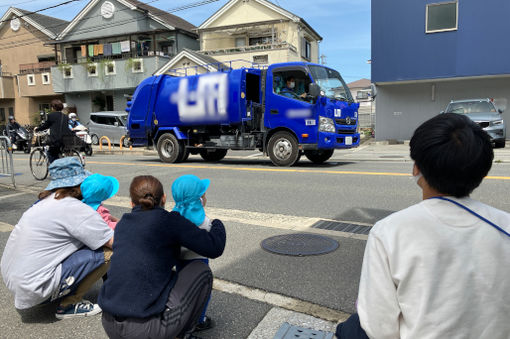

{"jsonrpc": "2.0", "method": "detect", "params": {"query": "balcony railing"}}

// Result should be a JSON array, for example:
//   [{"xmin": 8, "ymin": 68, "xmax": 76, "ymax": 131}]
[
  {"xmin": 58, "ymin": 51, "xmax": 174, "ymax": 66},
  {"xmin": 0, "ymin": 71, "xmax": 13, "ymax": 77},
  {"xmin": 19, "ymin": 61, "xmax": 55, "ymax": 74},
  {"xmin": 202, "ymin": 42, "xmax": 297, "ymax": 56}
]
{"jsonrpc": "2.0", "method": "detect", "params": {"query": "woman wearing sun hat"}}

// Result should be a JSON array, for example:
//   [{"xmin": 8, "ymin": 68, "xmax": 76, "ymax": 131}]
[{"xmin": 1, "ymin": 157, "xmax": 114, "ymax": 319}]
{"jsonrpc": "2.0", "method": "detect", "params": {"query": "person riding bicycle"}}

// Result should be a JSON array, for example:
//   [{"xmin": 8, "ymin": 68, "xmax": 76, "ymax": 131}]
[
  {"xmin": 6, "ymin": 116, "xmax": 21, "ymax": 147},
  {"xmin": 68, "ymin": 113, "xmax": 81, "ymax": 131},
  {"xmin": 35, "ymin": 99, "xmax": 74, "ymax": 164}
]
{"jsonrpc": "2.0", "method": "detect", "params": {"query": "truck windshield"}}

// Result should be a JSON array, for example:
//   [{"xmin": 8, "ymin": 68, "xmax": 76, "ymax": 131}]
[{"xmin": 308, "ymin": 65, "xmax": 353, "ymax": 102}]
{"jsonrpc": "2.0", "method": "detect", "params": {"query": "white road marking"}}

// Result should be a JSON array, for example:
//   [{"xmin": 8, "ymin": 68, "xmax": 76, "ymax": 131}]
[
  {"xmin": 104, "ymin": 196, "xmax": 370, "ymax": 240},
  {"xmin": 214, "ymin": 279, "xmax": 349, "ymax": 324},
  {"xmin": 0, "ymin": 192, "xmax": 30, "ymax": 201}
]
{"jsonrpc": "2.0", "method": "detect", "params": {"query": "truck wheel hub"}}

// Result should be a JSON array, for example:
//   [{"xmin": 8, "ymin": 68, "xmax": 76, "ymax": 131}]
[
  {"xmin": 161, "ymin": 140, "xmax": 174, "ymax": 157},
  {"xmin": 274, "ymin": 139, "xmax": 292, "ymax": 160}
]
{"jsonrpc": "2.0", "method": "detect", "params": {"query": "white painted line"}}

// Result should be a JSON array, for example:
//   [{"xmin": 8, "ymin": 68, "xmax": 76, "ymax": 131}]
[
  {"xmin": 0, "ymin": 192, "xmax": 30, "ymax": 201},
  {"xmin": 0, "ymin": 222, "xmax": 14, "ymax": 232},
  {"xmin": 214, "ymin": 278, "xmax": 349, "ymax": 325},
  {"xmin": 247, "ymin": 307, "xmax": 337, "ymax": 339},
  {"xmin": 104, "ymin": 196, "xmax": 371, "ymax": 240}
]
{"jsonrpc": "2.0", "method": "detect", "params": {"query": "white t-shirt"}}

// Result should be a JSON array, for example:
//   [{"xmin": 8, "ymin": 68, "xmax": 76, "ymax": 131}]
[
  {"xmin": 1, "ymin": 194, "xmax": 113, "ymax": 309},
  {"xmin": 357, "ymin": 197, "xmax": 510, "ymax": 339},
  {"xmin": 180, "ymin": 216, "xmax": 212, "ymax": 261}
]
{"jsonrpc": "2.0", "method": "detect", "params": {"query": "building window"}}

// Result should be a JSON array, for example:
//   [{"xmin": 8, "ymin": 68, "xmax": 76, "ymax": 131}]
[
  {"xmin": 39, "ymin": 103, "xmax": 50, "ymax": 112},
  {"xmin": 253, "ymin": 55, "xmax": 268, "ymax": 64},
  {"xmin": 356, "ymin": 90, "xmax": 370, "ymax": 100},
  {"xmin": 235, "ymin": 37, "xmax": 246, "ymax": 47},
  {"xmin": 41, "ymin": 73, "xmax": 50, "ymax": 85},
  {"xmin": 131, "ymin": 58, "xmax": 143, "ymax": 73},
  {"xmin": 62, "ymin": 66, "xmax": 73, "ymax": 79},
  {"xmin": 249, "ymin": 36, "xmax": 272, "ymax": 46},
  {"xmin": 87, "ymin": 63, "xmax": 98, "ymax": 77},
  {"xmin": 27, "ymin": 74, "xmax": 36, "ymax": 86},
  {"xmin": 302, "ymin": 38, "xmax": 311, "ymax": 60},
  {"xmin": 105, "ymin": 61, "xmax": 116, "ymax": 75},
  {"xmin": 8, "ymin": 107, "xmax": 14, "ymax": 118},
  {"xmin": 0, "ymin": 108, "xmax": 5, "ymax": 122},
  {"xmin": 426, "ymin": 1, "xmax": 458, "ymax": 33}
]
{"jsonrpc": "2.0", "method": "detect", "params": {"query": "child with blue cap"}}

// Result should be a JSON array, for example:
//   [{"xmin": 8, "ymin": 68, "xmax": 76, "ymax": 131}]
[
  {"xmin": 172, "ymin": 174, "xmax": 215, "ymax": 331},
  {"xmin": 81, "ymin": 173, "xmax": 120, "ymax": 230}
]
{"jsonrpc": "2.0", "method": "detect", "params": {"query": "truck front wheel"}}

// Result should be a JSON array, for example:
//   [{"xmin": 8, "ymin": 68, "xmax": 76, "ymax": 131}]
[
  {"xmin": 200, "ymin": 149, "xmax": 227, "ymax": 162},
  {"xmin": 304, "ymin": 149, "xmax": 334, "ymax": 164},
  {"xmin": 157, "ymin": 133, "xmax": 183, "ymax": 163},
  {"xmin": 268, "ymin": 131, "xmax": 299, "ymax": 166}
]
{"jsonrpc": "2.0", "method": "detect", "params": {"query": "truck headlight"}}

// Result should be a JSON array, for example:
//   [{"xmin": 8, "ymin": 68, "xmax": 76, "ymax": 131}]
[
  {"xmin": 319, "ymin": 116, "xmax": 335, "ymax": 132},
  {"xmin": 492, "ymin": 119, "xmax": 503, "ymax": 126}
]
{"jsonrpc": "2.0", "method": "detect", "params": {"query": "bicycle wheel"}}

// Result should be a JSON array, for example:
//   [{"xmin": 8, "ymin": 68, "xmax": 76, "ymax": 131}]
[{"xmin": 30, "ymin": 148, "xmax": 49, "ymax": 180}]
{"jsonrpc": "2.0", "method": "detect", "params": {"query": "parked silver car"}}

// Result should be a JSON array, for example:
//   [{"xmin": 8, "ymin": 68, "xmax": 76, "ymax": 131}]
[
  {"xmin": 87, "ymin": 111, "xmax": 129, "ymax": 146},
  {"xmin": 443, "ymin": 99, "xmax": 506, "ymax": 148}
]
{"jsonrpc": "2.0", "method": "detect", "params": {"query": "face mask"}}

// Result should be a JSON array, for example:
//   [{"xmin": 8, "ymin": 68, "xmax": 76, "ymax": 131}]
[
  {"xmin": 71, "ymin": 118, "xmax": 76, "ymax": 121},
  {"xmin": 412, "ymin": 172, "xmax": 422, "ymax": 185},
  {"xmin": 289, "ymin": 82, "xmax": 295, "ymax": 89}
]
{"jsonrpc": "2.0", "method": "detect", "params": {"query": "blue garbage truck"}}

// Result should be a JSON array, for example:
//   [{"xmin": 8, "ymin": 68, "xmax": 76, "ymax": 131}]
[{"xmin": 126, "ymin": 62, "xmax": 360, "ymax": 166}]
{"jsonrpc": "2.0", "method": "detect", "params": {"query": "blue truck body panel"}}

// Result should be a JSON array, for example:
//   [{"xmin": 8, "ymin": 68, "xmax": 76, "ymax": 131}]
[{"xmin": 126, "ymin": 62, "xmax": 361, "ymax": 165}]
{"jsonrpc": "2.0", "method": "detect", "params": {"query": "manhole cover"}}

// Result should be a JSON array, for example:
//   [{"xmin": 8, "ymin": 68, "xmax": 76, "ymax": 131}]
[
  {"xmin": 261, "ymin": 233, "xmax": 339, "ymax": 256},
  {"xmin": 273, "ymin": 322, "xmax": 334, "ymax": 339}
]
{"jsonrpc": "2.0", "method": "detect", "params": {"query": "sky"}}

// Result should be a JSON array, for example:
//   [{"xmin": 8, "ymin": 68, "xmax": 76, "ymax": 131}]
[{"xmin": 0, "ymin": 0, "xmax": 371, "ymax": 83}]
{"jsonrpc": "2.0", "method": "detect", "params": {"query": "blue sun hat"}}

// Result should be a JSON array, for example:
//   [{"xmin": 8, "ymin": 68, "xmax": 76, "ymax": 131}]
[
  {"xmin": 81, "ymin": 173, "xmax": 119, "ymax": 210},
  {"xmin": 45, "ymin": 157, "xmax": 91, "ymax": 191},
  {"xmin": 172, "ymin": 174, "xmax": 210, "ymax": 226}
]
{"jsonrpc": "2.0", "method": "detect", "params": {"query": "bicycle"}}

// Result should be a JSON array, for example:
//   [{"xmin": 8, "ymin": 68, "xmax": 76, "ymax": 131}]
[{"xmin": 30, "ymin": 131, "xmax": 85, "ymax": 181}]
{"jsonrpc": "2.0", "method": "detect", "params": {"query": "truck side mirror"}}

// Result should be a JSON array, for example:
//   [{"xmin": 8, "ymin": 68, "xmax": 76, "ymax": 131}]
[
  {"xmin": 309, "ymin": 83, "xmax": 320, "ymax": 98},
  {"xmin": 498, "ymin": 109, "xmax": 504, "ymax": 114}
]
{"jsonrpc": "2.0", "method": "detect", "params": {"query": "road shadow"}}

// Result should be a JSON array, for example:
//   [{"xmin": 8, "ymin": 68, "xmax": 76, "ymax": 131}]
[
  {"xmin": 132, "ymin": 157, "xmax": 356, "ymax": 168},
  {"xmin": 333, "ymin": 207, "xmax": 395, "ymax": 225}
]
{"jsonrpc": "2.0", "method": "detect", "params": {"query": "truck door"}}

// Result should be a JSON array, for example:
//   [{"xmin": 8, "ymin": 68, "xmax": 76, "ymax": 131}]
[
  {"xmin": 126, "ymin": 76, "xmax": 160, "ymax": 145},
  {"xmin": 265, "ymin": 66, "xmax": 317, "ymax": 144}
]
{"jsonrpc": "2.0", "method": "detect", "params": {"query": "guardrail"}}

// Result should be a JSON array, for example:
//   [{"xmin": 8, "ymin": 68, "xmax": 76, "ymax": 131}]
[{"xmin": 0, "ymin": 136, "xmax": 16, "ymax": 188}]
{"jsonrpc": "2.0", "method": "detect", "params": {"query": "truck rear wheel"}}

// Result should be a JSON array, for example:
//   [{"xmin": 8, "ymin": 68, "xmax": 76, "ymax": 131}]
[
  {"xmin": 157, "ymin": 133, "xmax": 183, "ymax": 163},
  {"xmin": 200, "ymin": 149, "xmax": 227, "ymax": 162},
  {"xmin": 304, "ymin": 149, "xmax": 334, "ymax": 164},
  {"xmin": 268, "ymin": 131, "xmax": 299, "ymax": 166}
]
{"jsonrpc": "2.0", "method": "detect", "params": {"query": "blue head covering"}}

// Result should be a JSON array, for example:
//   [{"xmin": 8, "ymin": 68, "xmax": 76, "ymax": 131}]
[
  {"xmin": 171, "ymin": 174, "xmax": 210, "ymax": 226},
  {"xmin": 81, "ymin": 173, "xmax": 119, "ymax": 210}
]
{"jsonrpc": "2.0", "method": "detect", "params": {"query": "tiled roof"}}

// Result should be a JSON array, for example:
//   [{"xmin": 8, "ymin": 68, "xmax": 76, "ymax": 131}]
[
  {"xmin": 124, "ymin": 0, "xmax": 196, "ymax": 34},
  {"xmin": 14, "ymin": 7, "xmax": 69, "ymax": 36},
  {"xmin": 347, "ymin": 78, "xmax": 371, "ymax": 89}
]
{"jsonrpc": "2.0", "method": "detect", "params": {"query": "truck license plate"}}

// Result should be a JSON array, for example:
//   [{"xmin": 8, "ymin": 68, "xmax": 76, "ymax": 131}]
[{"xmin": 345, "ymin": 136, "xmax": 352, "ymax": 145}]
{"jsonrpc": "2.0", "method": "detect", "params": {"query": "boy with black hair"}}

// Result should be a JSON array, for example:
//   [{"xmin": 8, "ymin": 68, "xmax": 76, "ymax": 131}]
[{"xmin": 337, "ymin": 113, "xmax": 510, "ymax": 338}]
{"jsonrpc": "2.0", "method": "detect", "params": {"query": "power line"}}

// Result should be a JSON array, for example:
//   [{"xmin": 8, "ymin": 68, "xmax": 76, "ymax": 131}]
[
  {"xmin": 0, "ymin": 0, "xmax": 223, "ymax": 51},
  {"xmin": 0, "ymin": 0, "xmax": 82, "ymax": 24}
]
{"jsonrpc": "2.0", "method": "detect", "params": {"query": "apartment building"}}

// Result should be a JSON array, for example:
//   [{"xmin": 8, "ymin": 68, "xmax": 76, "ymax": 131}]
[
  {"xmin": 0, "ymin": 7, "xmax": 66, "ymax": 126},
  {"xmin": 50, "ymin": 0, "xmax": 199, "ymax": 122}
]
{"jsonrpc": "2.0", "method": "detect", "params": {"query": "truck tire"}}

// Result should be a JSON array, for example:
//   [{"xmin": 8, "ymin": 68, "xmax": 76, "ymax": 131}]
[
  {"xmin": 157, "ymin": 133, "xmax": 183, "ymax": 163},
  {"xmin": 200, "ymin": 149, "xmax": 227, "ymax": 162},
  {"xmin": 304, "ymin": 149, "xmax": 334, "ymax": 164},
  {"xmin": 179, "ymin": 149, "xmax": 190, "ymax": 162},
  {"xmin": 268, "ymin": 131, "xmax": 299, "ymax": 166}
]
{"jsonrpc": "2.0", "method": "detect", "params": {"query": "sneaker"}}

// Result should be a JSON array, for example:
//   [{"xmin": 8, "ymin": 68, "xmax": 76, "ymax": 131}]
[
  {"xmin": 194, "ymin": 316, "xmax": 214, "ymax": 332},
  {"xmin": 55, "ymin": 300, "xmax": 102, "ymax": 319}
]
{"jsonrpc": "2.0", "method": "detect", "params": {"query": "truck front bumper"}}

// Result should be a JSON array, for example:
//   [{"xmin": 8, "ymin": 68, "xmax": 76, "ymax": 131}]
[{"xmin": 301, "ymin": 131, "xmax": 361, "ymax": 150}]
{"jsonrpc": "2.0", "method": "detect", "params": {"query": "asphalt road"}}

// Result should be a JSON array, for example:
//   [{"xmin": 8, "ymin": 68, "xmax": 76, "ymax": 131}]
[{"xmin": 1, "ymin": 147, "xmax": 510, "ymax": 338}]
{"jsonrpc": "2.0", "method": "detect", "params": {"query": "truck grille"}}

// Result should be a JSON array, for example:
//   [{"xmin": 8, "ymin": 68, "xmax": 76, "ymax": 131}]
[
  {"xmin": 476, "ymin": 121, "xmax": 490, "ymax": 128},
  {"xmin": 336, "ymin": 118, "xmax": 356, "ymax": 125},
  {"xmin": 337, "ymin": 129, "xmax": 355, "ymax": 134}
]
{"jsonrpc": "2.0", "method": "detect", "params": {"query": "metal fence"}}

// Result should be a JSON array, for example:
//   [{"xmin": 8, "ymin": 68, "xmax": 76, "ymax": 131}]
[{"xmin": 0, "ymin": 136, "xmax": 16, "ymax": 188}]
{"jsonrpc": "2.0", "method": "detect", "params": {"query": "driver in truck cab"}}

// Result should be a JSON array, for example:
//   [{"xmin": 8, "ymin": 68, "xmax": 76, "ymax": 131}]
[{"xmin": 280, "ymin": 76, "xmax": 308, "ymax": 100}]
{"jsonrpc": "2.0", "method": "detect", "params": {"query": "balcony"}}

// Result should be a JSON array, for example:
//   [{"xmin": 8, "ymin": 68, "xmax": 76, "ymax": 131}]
[
  {"xmin": 51, "ymin": 55, "xmax": 171, "ymax": 93},
  {"xmin": 202, "ymin": 41, "xmax": 298, "ymax": 56},
  {"xmin": 0, "ymin": 72, "xmax": 15, "ymax": 99},
  {"xmin": 19, "ymin": 61, "xmax": 56, "ymax": 75}
]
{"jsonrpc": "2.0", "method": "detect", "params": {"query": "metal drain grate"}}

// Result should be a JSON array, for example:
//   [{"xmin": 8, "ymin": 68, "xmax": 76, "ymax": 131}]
[
  {"xmin": 273, "ymin": 322, "xmax": 334, "ymax": 339},
  {"xmin": 312, "ymin": 220, "xmax": 371, "ymax": 235},
  {"xmin": 261, "ymin": 233, "xmax": 339, "ymax": 256}
]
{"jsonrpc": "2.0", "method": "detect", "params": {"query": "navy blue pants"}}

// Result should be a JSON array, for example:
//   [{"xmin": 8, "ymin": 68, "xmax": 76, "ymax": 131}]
[{"xmin": 336, "ymin": 313, "xmax": 369, "ymax": 339}]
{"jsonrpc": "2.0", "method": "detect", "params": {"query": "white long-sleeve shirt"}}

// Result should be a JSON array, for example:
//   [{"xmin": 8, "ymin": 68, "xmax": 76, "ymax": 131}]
[{"xmin": 357, "ymin": 197, "xmax": 510, "ymax": 339}]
